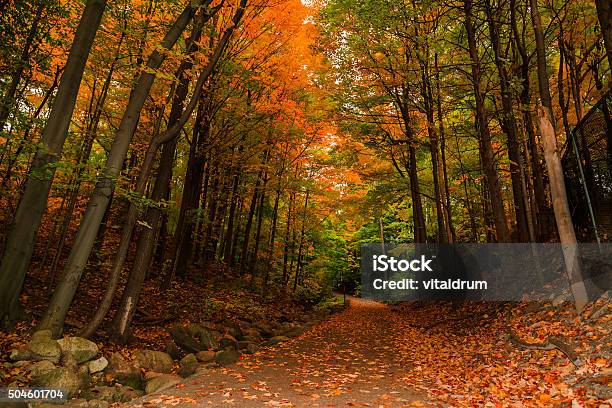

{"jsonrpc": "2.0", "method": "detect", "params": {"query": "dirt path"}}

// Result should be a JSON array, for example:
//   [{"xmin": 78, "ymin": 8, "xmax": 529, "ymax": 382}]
[{"xmin": 130, "ymin": 298, "xmax": 435, "ymax": 407}]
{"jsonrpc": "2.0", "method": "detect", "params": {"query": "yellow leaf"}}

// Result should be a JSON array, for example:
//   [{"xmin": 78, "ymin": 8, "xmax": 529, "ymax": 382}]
[{"xmin": 538, "ymin": 393, "xmax": 551, "ymax": 403}]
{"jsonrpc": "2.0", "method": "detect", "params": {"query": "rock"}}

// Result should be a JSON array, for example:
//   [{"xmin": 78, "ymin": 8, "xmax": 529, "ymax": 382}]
[
  {"xmin": 33, "ymin": 367, "xmax": 82, "ymax": 398},
  {"xmin": 254, "ymin": 321, "xmax": 274, "ymax": 337},
  {"xmin": 242, "ymin": 327, "xmax": 262, "ymax": 342},
  {"xmin": 552, "ymin": 292, "xmax": 572, "ymax": 307},
  {"xmin": 215, "ymin": 349, "xmax": 240, "ymax": 366},
  {"xmin": 242, "ymin": 335, "xmax": 262, "ymax": 344},
  {"xmin": 590, "ymin": 303, "xmax": 610, "ymax": 320},
  {"xmin": 195, "ymin": 350, "xmax": 216, "ymax": 363},
  {"xmin": 167, "ymin": 325, "xmax": 217, "ymax": 353},
  {"xmin": 57, "ymin": 337, "xmax": 99, "ymax": 363},
  {"xmin": 145, "ymin": 374, "xmax": 181, "ymax": 394},
  {"xmin": 87, "ymin": 400, "xmax": 109, "ymax": 408},
  {"xmin": 62, "ymin": 352, "xmax": 79, "ymax": 369},
  {"xmin": 164, "ymin": 339, "xmax": 181, "ymax": 360},
  {"xmin": 144, "ymin": 371, "xmax": 163, "ymax": 380},
  {"xmin": 239, "ymin": 342, "xmax": 257, "ymax": 354},
  {"xmin": 261, "ymin": 336, "xmax": 290, "ymax": 346},
  {"xmin": 88, "ymin": 356, "xmax": 108, "ymax": 374},
  {"xmin": 219, "ymin": 334, "xmax": 238, "ymax": 350},
  {"xmin": 284, "ymin": 327, "xmax": 303, "ymax": 337},
  {"xmin": 189, "ymin": 324, "xmax": 218, "ymax": 349},
  {"xmin": 31, "ymin": 329, "xmax": 53, "ymax": 341},
  {"xmin": 222, "ymin": 321, "xmax": 243, "ymax": 339},
  {"xmin": 78, "ymin": 367, "xmax": 92, "ymax": 391},
  {"xmin": 134, "ymin": 350, "xmax": 174, "ymax": 374},
  {"xmin": 28, "ymin": 360, "xmax": 56, "ymax": 377},
  {"xmin": 107, "ymin": 352, "xmax": 143, "ymax": 390},
  {"xmin": 81, "ymin": 385, "xmax": 116, "ymax": 402},
  {"xmin": 177, "ymin": 354, "xmax": 198, "ymax": 378},
  {"xmin": 78, "ymin": 363, "xmax": 90, "ymax": 375},
  {"xmin": 27, "ymin": 337, "xmax": 61, "ymax": 364},
  {"xmin": 42, "ymin": 398, "xmax": 89, "ymax": 408},
  {"xmin": 199, "ymin": 321, "xmax": 217, "ymax": 331},
  {"xmin": 113, "ymin": 386, "xmax": 144, "ymax": 402}
]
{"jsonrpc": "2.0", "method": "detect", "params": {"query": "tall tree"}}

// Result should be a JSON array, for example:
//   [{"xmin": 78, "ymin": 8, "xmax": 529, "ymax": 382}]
[
  {"xmin": 38, "ymin": 3, "xmax": 196, "ymax": 336},
  {"xmin": 464, "ymin": 0, "xmax": 510, "ymax": 242},
  {"xmin": 0, "ymin": 0, "xmax": 107, "ymax": 327},
  {"xmin": 594, "ymin": 0, "xmax": 612, "ymax": 69}
]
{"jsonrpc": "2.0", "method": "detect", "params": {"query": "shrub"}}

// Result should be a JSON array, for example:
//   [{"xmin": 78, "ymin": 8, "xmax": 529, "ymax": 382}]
[{"xmin": 293, "ymin": 279, "xmax": 331, "ymax": 307}]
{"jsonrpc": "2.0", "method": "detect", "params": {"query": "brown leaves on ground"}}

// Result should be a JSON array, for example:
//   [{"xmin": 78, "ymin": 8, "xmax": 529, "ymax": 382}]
[
  {"xmin": 390, "ymin": 299, "xmax": 611, "ymax": 407},
  {"xmin": 129, "ymin": 297, "xmax": 609, "ymax": 407}
]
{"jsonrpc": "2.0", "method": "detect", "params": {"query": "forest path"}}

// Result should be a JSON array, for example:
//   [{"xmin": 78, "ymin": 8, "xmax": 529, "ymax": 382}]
[{"xmin": 130, "ymin": 298, "xmax": 435, "ymax": 407}]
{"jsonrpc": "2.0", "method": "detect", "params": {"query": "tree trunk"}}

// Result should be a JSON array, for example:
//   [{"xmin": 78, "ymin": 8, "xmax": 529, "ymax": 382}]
[
  {"xmin": 222, "ymin": 162, "xmax": 241, "ymax": 261},
  {"xmin": 293, "ymin": 190, "xmax": 309, "ymax": 292},
  {"xmin": 464, "ymin": 0, "xmax": 510, "ymax": 242},
  {"xmin": 537, "ymin": 108, "xmax": 588, "ymax": 312},
  {"xmin": 510, "ymin": 0, "xmax": 548, "ymax": 239},
  {"xmin": 240, "ymin": 148, "xmax": 270, "ymax": 274},
  {"xmin": 529, "ymin": 0, "xmax": 555, "ymax": 124},
  {"xmin": 281, "ymin": 191, "xmax": 294, "ymax": 285},
  {"xmin": 108, "ymin": 1, "xmax": 247, "ymax": 341},
  {"xmin": 229, "ymin": 177, "xmax": 247, "ymax": 266},
  {"xmin": 595, "ymin": 0, "xmax": 612, "ymax": 69},
  {"xmin": 485, "ymin": 0, "xmax": 529, "ymax": 241},
  {"xmin": 38, "ymin": 5, "xmax": 194, "ymax": 337},
  {"xmin": 49, "ymin": 30, "xmax": 125, "ymax": 283},
  {"xmin": 435, "ymin": 53, "xmax": 455, "ymax": 242},
  {"xmin": 79, "ymin": 20, "xmax": 201, "ymax": 337},
  {"xmin": 248, "ymin": 169, "xmax": 269, "ymax": 279},
  {"xmin": 0, "ymin": 0, "xmax": 107, "ymax": 328},
  {"xmin": 264, "ymin": 178, "xmax": 282, "ymax": 289}
]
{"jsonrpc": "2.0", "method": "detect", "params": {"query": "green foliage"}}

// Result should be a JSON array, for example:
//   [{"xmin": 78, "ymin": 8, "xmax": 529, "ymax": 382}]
[
  {"xmin": 293, "ymin": 278, "xmax": 331, "ymax": 307},
  {"xmin": 312, "ymin": 294, "xmax": 346, "ymax": 315}
]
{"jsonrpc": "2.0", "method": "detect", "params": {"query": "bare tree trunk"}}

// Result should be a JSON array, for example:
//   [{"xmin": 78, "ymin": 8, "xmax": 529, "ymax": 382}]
[
  {"xmin": 537, "ymin": 108, "xmax": 588, "ymax": 312},
  {"xmin": 595, "ymin": 0, "xmax": 612, "ymax": 70},
  {"xmin": 293, "ymin": 190, "xmax": 309, "ymax": 292},
  {"xmin": 202, "ymin": 162, "xmax": 221, "ymax": 263},
  {"xmin": 529, "ymin": 0, "xmax": 555, "ymax": 124},
  {"xmin": 420, "ymin": 67, "xmax": 448, "ymax": 243},
  {"xmin": 0, "ymin": 0, "xmax": 107, "ymax": 328},
  {"xmin": 108, "ymin": 0, "xmax": 247, "ymax": 342},
  {"xmin": 248, "ymin": 169, "xmax": 268, "ymax": 279},
  {"xmin": 264, "ymin": 181, "xmax": 282, "ymax": 289},
  {"xmin": 222, "ymin": 161, "xmax": 241, "ymax": 261},
  {"xmin": 281, "ymin": 191, "xmax": 294, "ymax": 285},
  {"xmin": 485, "ymin": 0, "xmax": 530, "ymax": 241},
  {"xmin": 38, "ymin": 5, "xmax": 194, "ymax": 337},
  {"xmin": 240, "ymin": 147, "xmax": 270, "ymax": 274},
  {"xmin": 49, "ymin": 30, "xmax": 125, "ymax": 283},
  {"xmin": 455, "ymin": 135, "xmax": 479, "ymax": 241},
  {"xmin": 464, "ymin": 0, "xmax": 510, "ymax": 242},
  {"xmin": 435, "ymin": 53, "xmax": 455, "ymax": 242},
  {"xmin": 79, "ymin": 19, "xmax": 201, "ymax": 337},
  {"xmin": 229, "ymin": 178, "xmax": 247, "ymax": 266},
  {"xmin": 510, "ymin": 0, "xmax": 548, "ymax": 239}
]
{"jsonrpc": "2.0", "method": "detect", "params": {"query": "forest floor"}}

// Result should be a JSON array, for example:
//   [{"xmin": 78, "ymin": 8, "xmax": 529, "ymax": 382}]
[
  {"xmin": 128, "ymin": 298, "xmax": 434, "ymax": 407},
  {"xmin": 126, "ymin": 297, "xmax": 611, "ymax": 408},
  {"xmin": 0, "ymin": 249, "xmax": 610, "ymax": 407}
]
